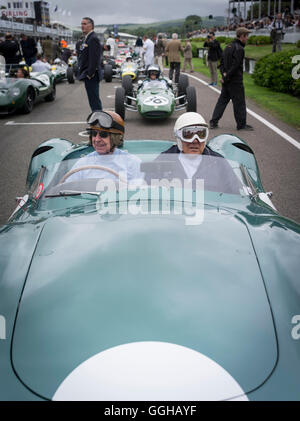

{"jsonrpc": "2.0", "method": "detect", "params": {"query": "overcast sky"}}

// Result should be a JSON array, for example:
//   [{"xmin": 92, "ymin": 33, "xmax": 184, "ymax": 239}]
[{"xmin": 48, "ymin": 0, "xmax": 232, "ymax": 26}]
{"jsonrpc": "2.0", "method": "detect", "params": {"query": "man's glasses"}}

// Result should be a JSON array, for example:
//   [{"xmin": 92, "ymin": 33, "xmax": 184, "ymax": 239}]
[{"xmin": 89, "ymin": 129, "xmax": 110, "ymax": 138}]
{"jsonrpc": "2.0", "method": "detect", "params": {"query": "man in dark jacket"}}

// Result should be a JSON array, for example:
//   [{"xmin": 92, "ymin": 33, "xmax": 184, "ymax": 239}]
[
  {"xmin": 0, "ymin": 33, "xmax": 21, "ymax": 70},
  {"xmin": 78, "ymin": 17, "xmax": 102, "ymax": 111},
  {"xmin": 20, "ymin": 34, "xmax": 37, "ymax": 66},
  {"xmin": 209, "ymin": 27, "xmax": 253, "ymax": 131},
  {"xmin": 203, "ymin": 32, "xmax": 222, "ymax": 85}
]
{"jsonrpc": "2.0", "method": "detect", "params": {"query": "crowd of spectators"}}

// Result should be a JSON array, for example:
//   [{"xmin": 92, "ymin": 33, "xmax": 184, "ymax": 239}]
[
  {"xmin": 0, "ymin": 32, "xmax": 72, "ymax": 67},
  {"xmin": 186, "ymin": 8, "xmax": 300, "ymax": 38}
]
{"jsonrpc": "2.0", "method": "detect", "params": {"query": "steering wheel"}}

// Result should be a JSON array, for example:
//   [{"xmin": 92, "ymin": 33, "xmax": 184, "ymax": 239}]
[{"xmin": 59, "ymin": 165, "xmax": 128, "ymax": 185}]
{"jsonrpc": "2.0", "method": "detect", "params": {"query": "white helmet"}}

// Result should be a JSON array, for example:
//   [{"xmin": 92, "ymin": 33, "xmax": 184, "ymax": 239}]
[{"xmin": 174, "ymin": 112, "xmax": 208, "ymax": 151}]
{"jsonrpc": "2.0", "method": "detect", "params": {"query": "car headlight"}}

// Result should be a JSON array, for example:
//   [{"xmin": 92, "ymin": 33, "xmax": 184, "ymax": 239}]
[{"xmin": 10, "ymin": 87, "xmax": 20, "ymax": 97}]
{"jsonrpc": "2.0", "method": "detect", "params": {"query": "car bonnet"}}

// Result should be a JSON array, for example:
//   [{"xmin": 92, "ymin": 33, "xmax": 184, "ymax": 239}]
[{"xmin": 11, "ymin": 209, "xmax": 277, "ymax": 400}]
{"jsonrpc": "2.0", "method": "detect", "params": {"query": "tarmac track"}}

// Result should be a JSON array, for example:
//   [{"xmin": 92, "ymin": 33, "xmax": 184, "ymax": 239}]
[{"xmin": 0, "ymin": 69, "xmax": 299, "ymax": 224}]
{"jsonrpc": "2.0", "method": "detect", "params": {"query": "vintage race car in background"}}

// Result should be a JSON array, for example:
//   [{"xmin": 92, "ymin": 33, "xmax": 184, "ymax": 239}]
[
  {"xmin": 0, "ymin": 134, "xmax": 299, "ymax": 401},
  {"xmin": 50, "ymin": 59, "xmax": 67, "ymax": 83},
  {"xmin": 115, "ymin": 73, "xmax": 197, "ymax": 119},
  {"xmin": 0, "ymin": 70, "xmax": 56, "ymax": 114},
  {"xmin": 103, "ymin": 55, "xmax": 144, "ymax": 83},
  {"xmin": 66, "ymin": 55, "xmax": 79, "ymax": 84}
]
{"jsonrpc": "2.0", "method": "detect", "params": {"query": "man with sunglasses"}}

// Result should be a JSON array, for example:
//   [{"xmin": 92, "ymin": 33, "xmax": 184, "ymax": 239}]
[
  {"xmin": 67, "ymin": 111, "xmax": 143, "ymax": 183},
  {"xmin": 149, "ymin": 112, "xmax": 241, "ymax": 194}
]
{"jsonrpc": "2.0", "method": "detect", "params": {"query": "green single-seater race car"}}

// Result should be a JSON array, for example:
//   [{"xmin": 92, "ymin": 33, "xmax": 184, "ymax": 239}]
[
  {"xmin": 115, "ymin": 72, "xmax": 197, "ymax": 120},
  {"xmin": 0, "ymin": 59, "xmax": 56, "ymax": 114},
  {"xmin": 0, "ymin": 134, "xmax": 299, "ymax": 401}
]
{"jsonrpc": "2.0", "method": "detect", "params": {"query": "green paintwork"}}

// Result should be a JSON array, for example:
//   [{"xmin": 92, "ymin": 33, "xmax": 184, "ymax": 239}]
[
  {"xmin": 0, "ymin": 71, "xmax": 55, "ymax": 114},
  {"xmin": 137, "ymin": 79, "xmax": 175, "ymax": 119},
  {"xmin": 0, "ymin": 137, "xmax": 299, "ymax": 401}
]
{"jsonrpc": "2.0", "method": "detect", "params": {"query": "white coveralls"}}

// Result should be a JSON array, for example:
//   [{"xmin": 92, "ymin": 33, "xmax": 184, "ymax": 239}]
[{"xmin": 143, "ymin": 39, "xmax": 154, "ymax": 67}]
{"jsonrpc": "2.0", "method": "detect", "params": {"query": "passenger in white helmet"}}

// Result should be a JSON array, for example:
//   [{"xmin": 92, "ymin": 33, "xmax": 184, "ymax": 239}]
[{"xmin": 145, "ymin": 112, "xmax": 241, "ymax": 194}]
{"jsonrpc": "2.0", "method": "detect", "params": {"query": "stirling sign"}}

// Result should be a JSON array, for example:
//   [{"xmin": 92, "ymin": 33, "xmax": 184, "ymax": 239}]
[
  {"xmin": 1, "ymin": 1, "xmax": 36, "ymax": 19},
  {"xmin": 1, "ymin": 9, "xmax": 35, "ymax": 18}
]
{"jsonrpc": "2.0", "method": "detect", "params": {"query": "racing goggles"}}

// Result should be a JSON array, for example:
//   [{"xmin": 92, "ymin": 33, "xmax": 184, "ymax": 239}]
[
  {"xmin": 175, "ymin": 125, "xmax": 209, "ymax": 143},
  {"xmin": 86, "ymin": 111, "xmax": 124, "ymax": 134}
]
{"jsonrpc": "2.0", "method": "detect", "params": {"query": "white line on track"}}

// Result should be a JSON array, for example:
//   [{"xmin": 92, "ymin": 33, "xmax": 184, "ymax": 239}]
[
  {"xmin": 185, "ymin": 72, "xmax": 300, "ymax": 151},
  {"xmin": 5, "ymin": 121, "xmax": 85, "ymax": 125}
]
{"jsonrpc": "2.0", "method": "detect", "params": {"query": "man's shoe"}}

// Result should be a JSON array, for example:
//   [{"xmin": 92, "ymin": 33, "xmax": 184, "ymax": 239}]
[
  {"xmin": 237, "ymin": 124, "xmax": 254, "ymax": 131},
  {"xmin": 209, "ymin": 121, "xmax": 219, "ymax": 129},
  {"xmin": 208, "ymin": 82, "xmax": 214, "ymax": 86}
]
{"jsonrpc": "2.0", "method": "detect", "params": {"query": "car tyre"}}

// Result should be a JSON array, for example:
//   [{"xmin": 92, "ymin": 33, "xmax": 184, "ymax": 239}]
[
  {"xmin": 104, "ymin": 64, "xmax": 113, "ymax": 82},
  {"xmin": 115, "ymin": 87, "xmax": 126, "ymax": 120},
  {"xmin": 178, "ymin": 73, "xmax": 189, "ymax": 104},
  {"xmin": 186, "ymin": 86, "xmax": 197, "ymax": 112},
  {"xmin": 67, "ymin": 67, "xmax": 75, "ymax": 84},
  {"xmin": 21, "ymin": 88, "xmax": 35, "ymax": 114},
  {"xmin": 122, "ymin": 75, "xmax": 133, "ymax": 105},
  {"xmin": 45, "ymin": 81, "xmax": 56, "ymax": 102}
]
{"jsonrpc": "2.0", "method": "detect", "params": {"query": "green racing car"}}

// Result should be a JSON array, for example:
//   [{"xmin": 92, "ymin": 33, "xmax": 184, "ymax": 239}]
[
  {"xmin": 0, "ymin": 58, "xmax": 56, "ymax": 114},
  {"xmin": 115, "ymin": 65, "xmax": 196, "ymax": 120}
]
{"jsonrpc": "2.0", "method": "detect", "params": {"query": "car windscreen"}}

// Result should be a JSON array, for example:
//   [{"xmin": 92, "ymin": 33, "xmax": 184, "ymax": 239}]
[
  {"xmin": 42, "ymin": 152, "xmax": 246, "ymax": 199},
  {"xmin": 142, "ymin": 80, "xmax": 168, "ymax": 89}
]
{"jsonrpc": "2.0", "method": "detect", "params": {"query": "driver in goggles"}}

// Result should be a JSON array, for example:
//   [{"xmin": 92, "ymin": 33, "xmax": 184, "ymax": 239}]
[
  {"xmin": 149, "ymin": 112, "xmax": 241, "ymax": 194},
  {"xmin": 67, "ymin": 110, "xmax": 144, "ymax": 183}
]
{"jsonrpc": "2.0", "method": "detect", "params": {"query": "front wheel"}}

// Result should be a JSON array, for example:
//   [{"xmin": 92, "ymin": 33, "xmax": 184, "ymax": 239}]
[
  {"xmin": 45, "ymin": 81, "xmax": 56, "ymax": 102},
  {"xmin": 104, "ymin": 64, "xmax": 113, "ymax": 82},
  {"xmin": 186, "ymin": 86, "xmax": 197, "ymax": 112},
  {"xmin": 122, "ymin": 75, "xmax": 133, "ymax": 105},
  {"xmin": 21, "ymin": 88, "xmax": 35, "ymax": 113},
  {"xmin": 67, "ymin": 67, "xmax": 75, "ymax": 83},
  {"xmin": 178, "ymin": 73, "xmax": 189, "ymax": 104},
  {"xmin": 115, "ymin": 87, "xmax": 126, "ymax": 120}
]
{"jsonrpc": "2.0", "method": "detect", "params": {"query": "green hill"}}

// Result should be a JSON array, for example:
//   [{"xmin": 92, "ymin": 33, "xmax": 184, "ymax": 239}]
[{"xmin": 95, "ymin": 16, "xmax": 226, "ymax": 36}]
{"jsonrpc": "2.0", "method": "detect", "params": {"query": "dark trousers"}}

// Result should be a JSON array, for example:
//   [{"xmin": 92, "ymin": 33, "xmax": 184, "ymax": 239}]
[
  {"xmin": 210, "ymin": 81, "xmax": 246, "ymax": 129},
  {"xmin": 169, "ymin": 62, "xmax": 180, "ymax": 83},
  {"xmin": 84, "ymin": 73, "xmax": 102, "ymax": 112},
  {"xmin": 25, "ymin": 56, "xmax": 36, "ymax": 66}
]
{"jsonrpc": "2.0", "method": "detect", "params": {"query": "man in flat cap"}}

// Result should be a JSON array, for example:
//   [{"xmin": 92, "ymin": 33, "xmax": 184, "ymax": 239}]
[{"xmin": 209, "ymin": 27, "xmax": 253, "ymax": 131}]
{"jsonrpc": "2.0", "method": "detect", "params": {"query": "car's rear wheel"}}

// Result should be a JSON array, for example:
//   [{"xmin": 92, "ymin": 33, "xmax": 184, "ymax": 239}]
[
  {"xmin": 178, "ymin": 73, "xmax": 189, "ymax": 104},
  {"xmin": 67, "ymin": 67, "xmax": 75, "ymax": 84},
  {"xmin": 186, "ymin": 86, "xmax": 197, "ymax": 112},
  {"xmin": 21, "ymin": 88, "xmax": 35, "ymax": 114},
  {"xmin": 122, "ymin": 75, "xmax": 133, "ymax": 105},
  {"xmin": 45, "ymin": 81, "xmax": 56, "ymax": 102},
  {"xmin": 115, "ymin": 87, "xmax": 126, "ymax": 120},
  {"xmin": 104, "ymin": 64, "xmax": 113, "ymax": 82}
]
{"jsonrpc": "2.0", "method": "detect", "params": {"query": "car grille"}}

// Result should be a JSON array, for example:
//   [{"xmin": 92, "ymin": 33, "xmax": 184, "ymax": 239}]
[{"xmin": 144, "ymin": 111, "xmax": 169, "ymax": 118}]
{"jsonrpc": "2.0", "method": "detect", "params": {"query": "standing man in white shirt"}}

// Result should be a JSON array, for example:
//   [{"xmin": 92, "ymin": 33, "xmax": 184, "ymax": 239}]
[
  {"xmin": 106, "ymin": 34, "xmax": 117, "ymax": 58},
  {"xmin": 31, "ymin": 54, "xmax": 51, "ymax": 72},
  {"xmin": 142, "ymin": 35, "xmax": 154, "ymax": 68},
  {"xmin": 270, "ymin": 13, "xmax": 285, "ymax": 52}
]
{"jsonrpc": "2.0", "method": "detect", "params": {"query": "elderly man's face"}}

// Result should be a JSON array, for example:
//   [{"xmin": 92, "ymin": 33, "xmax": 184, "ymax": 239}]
[
  {"xmin": 181, "ymin": 138, "xmax": 206, "ymax": 154},
  {"xmin": 81, "ymin": 19, "xmax": 93, "ymax": 35},
  {"xmin": 92, "ymin": 130, "xmax": 112, "ymax": 154}
]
